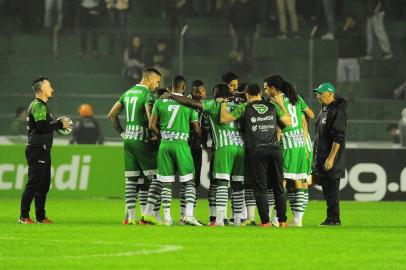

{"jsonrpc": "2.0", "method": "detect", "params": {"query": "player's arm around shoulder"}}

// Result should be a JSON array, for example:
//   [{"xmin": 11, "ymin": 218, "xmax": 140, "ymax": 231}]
[
  {"xmin": 163, "ymin": 91, "xmax": 204, "ymax": 110},
  {"xmin": 219, "ymin": 99, "xmax": 242, "ymax": 124}
]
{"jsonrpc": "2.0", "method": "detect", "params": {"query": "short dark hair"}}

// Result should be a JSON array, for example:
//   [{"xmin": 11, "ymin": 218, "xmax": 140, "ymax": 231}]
[
  {"xmin": 156, "ymin": 88, "xmax": 168, "ymax": 97},
  {"xmin": 245, "ymin": 83, "xmax": 261, "ymax": 96},
  {"xmin": 213, "ymin": 83, "xmax": 230, "ymax": 99},
  {"xmin": 172, "ymin": 75, "xmax": 186, "ymax": 90},
  {"xmin": 191, "ymin": 80, "xmax": 204, "ymax": 88},
  {"xmin": 15, "ymin": 106, "xmax": 26, "ymax": 117},
  {"xmin": 237, "ymin": 82, "xmax": 248, "ymax": 93},
  {"xmin": 142, "ymin": 68, "xmax": 161, "ymax": 78},
  {"xmin": 32, "ymin": 77, "xmax": 49, "ymax": 92},
  {"xmin": 222, "ymin": 72, "xmax": 238, "ymax": 84}
]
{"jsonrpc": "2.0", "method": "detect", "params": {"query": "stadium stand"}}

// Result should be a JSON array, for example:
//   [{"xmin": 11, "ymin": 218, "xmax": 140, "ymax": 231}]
[{"xmin": 0, "ymin": 1, "xmax": 405, "ymax": 140}]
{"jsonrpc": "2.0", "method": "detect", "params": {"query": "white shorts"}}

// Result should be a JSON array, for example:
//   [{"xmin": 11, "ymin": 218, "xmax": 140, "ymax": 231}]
[{"xmin": 337, "ymin": 58, "xmax": 360, "ymax": 83}]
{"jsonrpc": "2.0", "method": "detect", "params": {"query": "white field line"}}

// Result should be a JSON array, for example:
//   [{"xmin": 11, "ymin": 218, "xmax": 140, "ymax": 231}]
[{"xmin": 0, "ymin": 237, "xmax": 182, "ymax": 259}]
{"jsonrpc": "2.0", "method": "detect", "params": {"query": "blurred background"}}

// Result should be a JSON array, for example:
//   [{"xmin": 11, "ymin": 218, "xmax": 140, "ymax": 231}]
[{"xmin": 0, "ymin": 0, "xmax": 405, "ymax": 144}]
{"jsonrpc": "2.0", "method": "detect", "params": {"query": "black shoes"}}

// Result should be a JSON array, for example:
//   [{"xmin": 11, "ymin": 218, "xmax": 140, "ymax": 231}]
[{"xmin": 319, "ymin": 219, "xmax": 341, "ymax": 226}]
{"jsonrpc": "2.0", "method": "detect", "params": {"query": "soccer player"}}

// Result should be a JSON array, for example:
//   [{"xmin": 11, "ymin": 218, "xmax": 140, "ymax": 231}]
[
  {"xmin": 142, "ymin": 75, "xmax": 202, "ymax": 226},
  {"xmin": 163, "ymin": 84, "xmax": 246, "ymax": 226},
  {"xmin": 186, "ymin": 80, "xmax": 210, "ymax": 213},
  {"xmin": 219, "ymin": 83, "xmax": 292, "ymax": 227},
  {"xmin": 264, "ymin": 75, "xmax": 314, "ymax": 227},
  {"xmin": 20, "ymin": 78, "xmax": 72, "ymax": 224},
  {"xmin": 108, "ymin": 68, "xmax": 162, "ymax": 225},
  {"xmin": 222, "ymin": 72, "xmax": 239, "ymax": 95},
  {"xmin": 222, "ymin": 72, "xmax": 248, "ymax": 224}
]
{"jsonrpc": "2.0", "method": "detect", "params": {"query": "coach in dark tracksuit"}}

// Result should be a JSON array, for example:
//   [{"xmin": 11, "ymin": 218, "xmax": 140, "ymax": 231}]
[
  {"xmin": 19, "ymin": 78, "xmax": 71, "ymax": 224},
  {"xmin": 220, "ymin": 83, "xmax": 292, "ymax": 226},
  {"xmin": 312, "ymin": 83, "xmax": 347, "ymax": 226}
]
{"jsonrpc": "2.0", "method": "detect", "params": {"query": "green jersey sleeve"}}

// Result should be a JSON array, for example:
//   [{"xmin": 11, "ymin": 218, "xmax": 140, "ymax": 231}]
[
  {"xmin": 190, "ymin": 109, "xmax": 199, "ymax": 122},
  {"xmin": 230, "ymin": 103, "xmax": 247, "ymax": 120},
  {"xmin": 118, "ymin": 92, "xmax": 125, "ymax": 105},
  {"xmin": 151, "ymin": 100, "xmax": 160, "ymax": 116},
  {"xmin": 32, "ymin": 102, "xmax": 47, "ymax": 122},
  {"xmin": 202, "ymin": 100, "xmax": 219, "ymax": 114},
  {"xmin": 146, "ymin": 91, "xmax": 156, "ymax": 105},
  {"xmin": 298, "ymin": 95, "xmax": 309, "ymax": 112}
]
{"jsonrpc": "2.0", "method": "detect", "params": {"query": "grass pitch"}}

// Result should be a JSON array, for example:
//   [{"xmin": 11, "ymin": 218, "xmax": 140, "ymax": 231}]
[{"xmin": 0, "ymin": 198, "xmax": 405, "ymax": 270}]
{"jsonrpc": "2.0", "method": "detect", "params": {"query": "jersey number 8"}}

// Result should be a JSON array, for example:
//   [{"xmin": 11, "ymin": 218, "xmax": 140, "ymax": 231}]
[{"xmin": 287, "ymin": 104, "xmax": 299, "ymax": 128}]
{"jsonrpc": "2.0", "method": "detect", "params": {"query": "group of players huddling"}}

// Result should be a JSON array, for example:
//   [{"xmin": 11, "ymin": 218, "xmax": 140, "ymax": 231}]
[{"xmin": 108, "ymin": 67, "xmax": 314, "ymax": 227}]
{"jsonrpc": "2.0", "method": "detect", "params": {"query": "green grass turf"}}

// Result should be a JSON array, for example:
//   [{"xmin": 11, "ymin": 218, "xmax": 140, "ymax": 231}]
[{"xmin": 0, "ymin": 198, "xmax": 405, "ymax": 270}]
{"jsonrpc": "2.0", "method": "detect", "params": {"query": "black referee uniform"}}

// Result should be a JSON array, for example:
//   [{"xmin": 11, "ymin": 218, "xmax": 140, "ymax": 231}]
[
  {"xmin": 242, "ymin": 100, "xmax": 287, "ymax": 224},
  {"xmin": 20, "ymin": 98, "xmax": 63, "ymax": 222}
]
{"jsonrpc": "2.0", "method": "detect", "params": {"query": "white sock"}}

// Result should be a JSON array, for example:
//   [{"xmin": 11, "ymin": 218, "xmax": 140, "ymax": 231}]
[
  {"xmin": 216, "ymin": 207, "xmax": 226, "ymax": 225},
  {"xmin": 210, "ymin": 206, "xmax": 216, "ymax": 217},
  {"xmin": 295, "ymin": 211, "xmax": 304, "ymax": 223},
  {"xmin": 234, "ymin": 213, "xmax": 242, "ymax": 226},
  {"xmin": 241, "ymin": 199, "xmax": 247, "ymax": 220},
  {"xmin": 141, "ymin": 205, "xmax": 146, "ymax": 215},
  {"xmin": 127, "ymin": 208, "xmax": 135, "ymax": 220},
  {"xmin": 164, "ymin": 208, "xmax": 171, "ymax": 221},
  {"xmin": 144, "ymin": 203, "xmax": 154, "ymax": 216},
  {"xmin": 154, "ymin": 210, "xmax": 161, "ymax": 222},
  {"xmin": 269, "ymin": 206, "xmax": 274, "ymax": 220},
  {"xmin": 185, "ymin": 202, "xmax": 194, "ymax": 217},
  {"xmin": 247, "ymin": 206, "xmax": 256, "ymax": 221}
]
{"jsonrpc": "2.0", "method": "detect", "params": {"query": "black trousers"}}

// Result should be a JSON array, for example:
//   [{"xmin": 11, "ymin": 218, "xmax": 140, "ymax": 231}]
[
  {"xmin": 80, "ymin": 7, "xmax": 99, "ymax": 53},
  {"xmin": 247, "ymin": 147, "xmax": 287, "ymax": 224},
  {"xmin": 20, "ymin": 147, "xmax": 52, "ymax": 220},
  {"xmin": 320, "ymin": 176, "xmax": 341, "ymax": 221},
  {"xmin": 191, "ymin": 148, "xmax": 202, "ymax": 189}
]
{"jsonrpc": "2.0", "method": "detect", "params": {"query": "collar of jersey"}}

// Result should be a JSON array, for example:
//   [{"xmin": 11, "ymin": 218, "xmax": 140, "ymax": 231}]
[
  {"xmin": 172, "ymin": 93, "xmax": 183, "ymax": 96},
  {"xmin": 135, "ymin": 84, "xmax": 148, "ymax": 90}
]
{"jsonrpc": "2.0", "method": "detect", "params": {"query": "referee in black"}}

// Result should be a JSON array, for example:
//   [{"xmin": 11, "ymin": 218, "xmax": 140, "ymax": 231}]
[
  {"xmin": 219, "ymin": 83, "xmax": 292, "ymax": 227},
  {"xmin": 19, "ymin": 78, "xmax": 71, "ymax": 224},
  {"xmin": 312, "ymin": 83, "xmax": 347, "ymax": 226}
]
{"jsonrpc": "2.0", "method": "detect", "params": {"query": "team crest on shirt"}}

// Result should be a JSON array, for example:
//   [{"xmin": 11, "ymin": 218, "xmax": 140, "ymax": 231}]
[
  {"xmin": 322, "ymin": 117, "xmax": 327, "ymax": 124},
  {"xmin": 252, "ymin": 104, "xmax": 268, "ymax": 114}
]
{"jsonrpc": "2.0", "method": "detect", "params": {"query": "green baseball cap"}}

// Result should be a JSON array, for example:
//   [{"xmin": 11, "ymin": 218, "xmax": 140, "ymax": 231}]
[{"xmin": 313, "ymin": 83, "xmax": 336, "ymax": 94}]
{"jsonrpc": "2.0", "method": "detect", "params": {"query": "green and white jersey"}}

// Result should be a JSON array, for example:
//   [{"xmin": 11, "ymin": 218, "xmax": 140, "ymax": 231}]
[
  {"xmin": 279, "ymin": 95, "xmax": 309, "ymax": 150},
  {"xmin": 152, "ymin": 93, "xmax": 198, "ymax": 141},
  {"xmin": 202, "ymin": 100, "xmax": 244, "ymax": 150},
  {"xmin": 118, "ymin": 84, "xmax": 155, "ymax": 141}
]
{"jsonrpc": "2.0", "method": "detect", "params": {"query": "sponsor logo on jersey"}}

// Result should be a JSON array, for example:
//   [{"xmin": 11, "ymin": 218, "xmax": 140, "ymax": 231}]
[
  {"xmin": 252, "ymin": 104, "xmax": 268, "ymax": 114},
  {"xmin": 252, "ymin": 125, "xmax": 258, "ymax": 132},
  {"xmin": 255, "ymin": 115, "xmax": 273, "ymax": 122},
  {"xmin": 258, "ymin": 124, "xmax": 275, "ymax": 130},
  {"xmin": 251, "ymin": 117, "xmax": 257, "ymax": 123}
]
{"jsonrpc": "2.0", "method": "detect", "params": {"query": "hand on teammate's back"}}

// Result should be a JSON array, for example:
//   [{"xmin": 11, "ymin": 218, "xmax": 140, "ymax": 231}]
[{"xmin": 161, "ymin": 92, "xmax": 171, "ymax": 99}]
